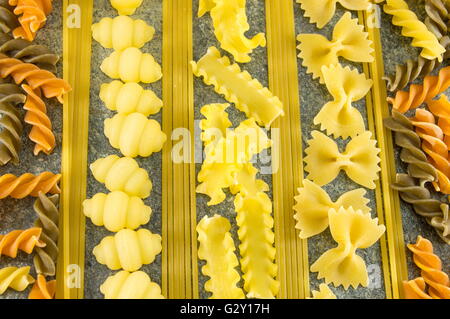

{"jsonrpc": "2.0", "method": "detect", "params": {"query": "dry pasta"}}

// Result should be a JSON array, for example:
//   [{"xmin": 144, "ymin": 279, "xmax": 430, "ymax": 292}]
[{"xmin": 100, "ymin": 271, "xmax": 164, "ymax": 299}]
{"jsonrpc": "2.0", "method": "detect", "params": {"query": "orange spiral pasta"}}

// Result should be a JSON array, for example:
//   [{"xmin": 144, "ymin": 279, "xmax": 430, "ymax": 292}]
[
  {"xmin": 28, "ymin": 274, "xmax": 55, "ymax": 299},
  {"xmin": 0, "ymin": 53, "xmax": 71, "ymax": 103},
  {"xmin": 0, "ymin": 172, "xmax": 60, "ymax": 199},
  {"xmin": 427, "ymin": 94, "xmax": 450, "ymax": 149},
  {"xmin": 403, "ymin": 277, "xmax": 433, "ymax": 299},
  {"xmin": 9, "ymin": 0, "xmax": 52, "ymax": 41},
  {"xmin": 0, "ymin": 227, "xmax": 45, "ymax": 258},
  {"xmin": 387, "ymin": 66, "xmax": 450, "ymax": 113},
  {"xmin": 408, "ymin": 236, "xmax": 450, "ymax": 299}
]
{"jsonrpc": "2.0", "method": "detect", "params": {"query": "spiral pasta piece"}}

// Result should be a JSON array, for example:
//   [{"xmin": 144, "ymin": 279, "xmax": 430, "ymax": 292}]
[
  {"xmin": 101, "ymin": 47, "xmax": 162, "ymax": 84},
  {"xmin": 33, "ymin": 192, "xmax": 59, "ymax": 276},
  {"xmin": 0, "ymin": 266, "xmax": 34, "ymax": 294},
  {"xmin": 104, "ymin": 112, "xmax": 167, "ymax": 158},
  {"xmin": 90, "ymin": 155, "xmax": 152, "ymax": 199},
  {"xmin": 408, "ymin": 236, "xmax": 450, "ymax": 298},
  {"xmin": 384, "ymin": 0, "xmax": 445, "ymax": 61},
  {"xmin": 110, "ymin": 0, "xmax": 143, "ymax": 15},
  {"xmin": 403, "ymin": 277, "xmax": 433, "ymax": 299},
  {"xmin": 100, "ymin": 81, "xmax": 162, "ymax": 116},
  {"xmin": 0, "ymin": 101, "xmax": 22, "ymax": 166},
  {"xmin": 83, "ymin": 191, "xmax": 151, "ymax": 232},
  {"xmin": 101, "ymin": 271, "xmax": 164, "ymax": 299},
  {"xmin": 427, "ymin": 94, "xmax": 450, "ymax": 148},
  {"xmin": 0, "ymin": 227, "xmax": 45, "ymax": 258},
  {"xmin": 93, "ymin": 229, "xmax": 162, "ymax": 272},
  {"xmin": 10, "ymin": 0, "xmax": 52, "ymax": 41},
  {"xmin": 0, "ymin": 0, "xmax": 19, "ymax": 33},
  {"xmin": 0, "ymin": 171, "xmax": 60, "ymax": 199},
  {"xmin": 424, "ymin": 0, "xmax": 450, "ymax": 40},
  {"xmin": 28, "ymin": 274, "xmax": 55, "ymax": 299}
]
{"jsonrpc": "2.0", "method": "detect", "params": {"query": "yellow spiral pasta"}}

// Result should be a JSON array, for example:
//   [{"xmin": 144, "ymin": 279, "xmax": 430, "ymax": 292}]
[
  {"xmin": 92, "ymin": 16, "xmax": 155, "ymax": 51},
  {"xmin": 110, "ymin": 0, "xmax": 143, "ymax": 15},
  {"xmin": 0, "ymin": 266, "xmax": 34, "ymax": 295},
  {"xmin": 100, "ymin": 81, "xmax": 162, "ymax": 116},
  {"xmin": 83, "ymin": 191, "xmax": 152, "ymax": 232},
  {"xmin": 90, "ymin": 155, "xmax": 152, "ymax": 199},
  {"xmin": 101, "ymin": 271, "xmax": 164, "ymax": 299},
  {"xmin": 101, "ymin": 47, "xmax": 162, "ymax": 83},
  {"xmin": 93, "ymin": 228, "xmax": 162, "ymax": 272},
  {"xmin": 104, "ymin": 113, "xmax": 167, "ymax": 158}
]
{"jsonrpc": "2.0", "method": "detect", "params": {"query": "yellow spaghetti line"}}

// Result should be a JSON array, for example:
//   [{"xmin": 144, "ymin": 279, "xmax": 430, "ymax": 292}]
[{"xmin": 266, "ymin": 0, "xmax": 308, "ymax": 299}]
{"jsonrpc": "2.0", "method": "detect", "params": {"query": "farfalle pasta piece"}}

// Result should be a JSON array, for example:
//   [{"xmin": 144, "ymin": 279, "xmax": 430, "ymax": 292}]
[
  {"xmin": 0, "ymin": 0, "xmax": 19, "ymax": 33},
  {"xmin": 198, "ymin": 0, "xmax": 266, "ymax": 63},
  {"xmin": 309, "ymin": 283, "xmax": 337, "ymax": 299},
  {"xmin": 0, "ymin": 266, "xmax": 34, "ymax": 294},
  {"xmin": 314, "ymin": 64, "xmax": 373, "ymax": 139},
  {"xmin": 101, "ymin": 47, "xmax": 162, "ymax": 84},
  {"xmin": 191, "ymin": 46, "xmax": 284, "ymax": 128},
  {"xmin": 101, "ymin": 271, "xmax": 164, "ymax": 299},
  {"xmin": 311, "ymin": 207, "xmax": 386, "ymax": 289},
  {"xmin": 408, "ymin": 236, "xmax": 450, "ymax": 298},
  {"xmin": 83, "ymin": 191, "xmax": 151, "ymax": 232},
  {"xmin": 304, "ymin": 130, "xmax": 381, "ymax": 189},
  {"xmin": 199, "ymin": 103, "xmax": 231, "ymax": 147},
  {"xmin": 100, "ymin": 81, "xmax": 162, "ymax": 116},
  {"xmin": 28, "ymin": 274, "xmax": 55, "ymax": 299},
  {"xmin": 0, "ymin": 96, "xmax": 23, "ymax": 166},
  {"xmin": 197, "ymin": 215, "xmax": 244, "ymax": 299},
  {"xmin": 104, "ymin": 112, "xmax": 167, "ymax": 158},
  {"xmin": 110, "ymin": 0, "xmax": 143, "ymax": 15},
  {"xmin": 384, "ymin": 0, "xmax": 445, "ymax": 61},
  {"xmin": 403, "ymin": 277, "xmax": 433, "ymax": 299},
  {"xmin": 0, "ymin": 171, "xmax": 60, "ymax": 199},
  {"xmin": 0, "ymin": 227, "xmax": 45, "ymax": 258},
  {"xmin": 10, "ymin": 0, "xmax": 53, "ymax": 41},
  {"xmin": 93, "ymin": 228, "xmax": 162, "ymax": 272},
  {"xmin": 92, "ymin": 16, "xmax": 154, "ymax": 51},
  {"xmin": 293, "ymin": 179, "xmax": 370, "ymax": 239},
  {"xmin": 427, "ymin": 94, "xmax": 450, "ymax": 148},
  {"xmin": 90, "ymin": 155, "xmax": 152, "ymax": 198},
  {"xmin": 297, "ymin": 12, "xmax": 374, "ymax": 83}
]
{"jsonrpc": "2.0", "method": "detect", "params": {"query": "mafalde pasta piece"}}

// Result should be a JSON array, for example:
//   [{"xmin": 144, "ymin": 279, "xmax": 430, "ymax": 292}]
[
  {"xmin": 191, "ymin": 46, "xmax": 284, "ymax": 128},
  {"xmin": 230, "ymin": 163, "xmax": 269, "ymax": 198},
  {"xmin": 100, "ymin": 80, "xmax": 162, "ymax": 116},
  {"xmin": 101, "ymin": 47, "xmax": 162, "ymax": 84},
  {"xmin": 199, "ymin": 103, "xmax": 231, "ymax": 147},
  {"xmin": 90, "ymin": 155, "xmax": 152, "ymax": 199},
  {"xmin": 296, "ymin": 0, "xmax": 371, "ymax": 29},
  {"xmin": 427, "ymin": 94, "xmax": 450, "ymax": 148},
  {"xmin": 104, "ymin": 112, "xmax": 167, "ymax": 158},
  {"xmin": 9, "ymin": 0, "xmax": 52, "ymax": 41},
  {"xmin": 93, "ymin": 228, "xmax": 162, "ymax": 272},
  {"xmin": 0, "ymin": 266, "xmax": 34, "ymax": 294},
  {"xmin": 309, "ymin": 283, "xmax": 337, "ymax": 299},
  {"xmin": 403, "ymin": 277, "xmax": 433, "ymax": 299},
  {"xmin": 293, "ymin": 179, "xmax": 370, "ymax": 239},
  {"xmin": 0, "ymin": 171, "xmax": 60, "ymax": 199},
  {"xmin": 311, "ymin": 207, "xmax": 386, "ymax": 289},
  {"xmin": 384, "ymin": 0, "xmax": 445, "ymax": 61},
  {"xmin": 0, "ymin": 88, "xmax": 24, "ymax": 165},
  {"xmin": 110, "ymin": 0, "xmax": 143, "ymax": 16},
  {"xmin": 235, "ymin": 192, "xmax": 279, "ymax": 298},
  {"xmin": 198, "ymin": 0, "xmax": 266, "ymax": 63},
  {"xmin": 101, "ymin": 271, "xmax": 164, "ymax": 299},
  {"xmin": 0, "ymin": 0, "xmax": 19, "ymax": 33},
  {"xmin": 28, "ymin": 274, "xmax": 55, "ymax": 299},
  {"xmin": 304, "ymin": 130, "xmax": 381, "ymax": 189},
  {"xmin": 0, "ymin": 227, "xmax": 45, "ymax": 258},
  {"xmin": 297, "ymin": 12, "xmax": 374, "ymax": 83},
  {"xmin": 92, "ymin": 16, "xmax": 155, "ymax": 51},
  {"xmin": 33, "ymin": 192, "xmax": 59, "ymax": 276},
  {"xmin": 314, "ymin": 64, "xmax": 373, "ymax": 139},
  {"xmin": 197, "ymin": 215, "xmax": 244, "ymax": 299},
  {"xmin": 83, "ymin": 191, "xmax": 151, "ymax": 232}
]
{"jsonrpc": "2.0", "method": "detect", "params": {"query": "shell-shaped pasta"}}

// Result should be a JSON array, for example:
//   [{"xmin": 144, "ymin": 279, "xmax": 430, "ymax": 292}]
[
  {"xmin": 309, "ymin": 283, "xmax": 337, "ymax": 299},
  {"xmin": 93, "ymin": 229, "xmax": 162, "ymax": 272},
  {"xmin": 197, "ymin": 215, "xmax": 244, "ymax": 299},
  {"xmin": 101, "ymin": 47, "xmax": 162, "ymax": 84},
  {"xmin": 83, "ymin": 191, "xmax": 152, "ymax": 232},
  {"xmin": 100, "ymin": 271, "xmax": 164, "ymax": 299},
  {"xmin": 104, "ymin": 112, "xmax": 167, "ymax": 158},
  {"xmin": 304, "ymin": 130, "xmax": 381, "ymax": 188},
  {"xmin": 90, "ymin": 155, "xmax": 152, "ymax": 199},
  {"xmin": 92, "ymin": 16, "xmax": 155, "ymax": 51},
  {"xmin": 0, "ymin": 266, "xmax": 34, "ymax": 294},
  {"xmin": 311, "ymin": 207, "xmax": 385, "ymax": 289},
  {"xmin": 110, "ymin": 0, "xmax": 143, "ymax": 15},
  {"xmin": 294, "ymin": 179, "xmax": 370, "ymax": 239},
  {"xmin": 100, "ymin": 81, "xmax": 162, "ymax": 116},
  {"xmin": 199, "ymin": 103, "xmax": 231, "ymax": 147},
  {"xmin": 28, "ymin": 274, "xmax": 55, "ymax": 299}
]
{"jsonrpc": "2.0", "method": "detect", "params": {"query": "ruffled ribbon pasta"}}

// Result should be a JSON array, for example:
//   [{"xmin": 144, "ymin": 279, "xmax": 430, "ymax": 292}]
[
  {"xmin": 314, "ymin": 64, "xmax": 373, "ymax": 139},
  {"xmin": 311, "ymin": 207, "xmax": 386, "ymax": 289},
  {"xmin": 199, "ymin": 103, "xmax": 231, "ymax": 147},
  {"xmin": 304, "ymin": 131, "xmax": 381, "ymax": 189},
  {"xmin": 297, "ymin": 12, "xmax": 374, "ymax": 83}
]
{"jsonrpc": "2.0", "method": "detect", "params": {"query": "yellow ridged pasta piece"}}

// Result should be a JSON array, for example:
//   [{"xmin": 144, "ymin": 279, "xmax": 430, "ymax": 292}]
[
  {"xmin": 110, "ymin": 0, "xmax": 143, "ymax": 15},
  {"xmin": 101, "ymin": 271, "xmax": 164, "ymax": 299},
  {"xmin": 230, "ymin": 163, "xmax": 269, "ymax": 197},
  {"xmin": 0, "ymin": 266, "xmax": 34, "ymax": 295},
  {"xmin": 100, "ymin": 81, "xmax": 162, "ymax": 116},
  {"xmin": 104, "ymin": 112, "xmax": 167, "ymax": 158},
  {"xmin": 83, "ymin": 191, "xmax": 152, "ymax": 232},
  {"xmin": 93, "ymin": 228, "xmax": 162, "ymax": 272},
  {"xmin": 199, "ymin": 103, "xmax": 231, "ymax": 147},
  {"xmin": 309, "ymin": 284, "xmax": 337, "ymax": 299},
  {"xmin": 197, "ymin": 215, "xmax": 245, "ymax": 299},
  {"xmin": 90, "ymin": 155, "xmax": 152, "ymax": 199},
  {"xmin": 101, "ymin": 47, "xmax": 162, "ymax": 83},
  {"xmin": 92, "ymin": 16, "xmax": 155, "ymax": 51}
]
